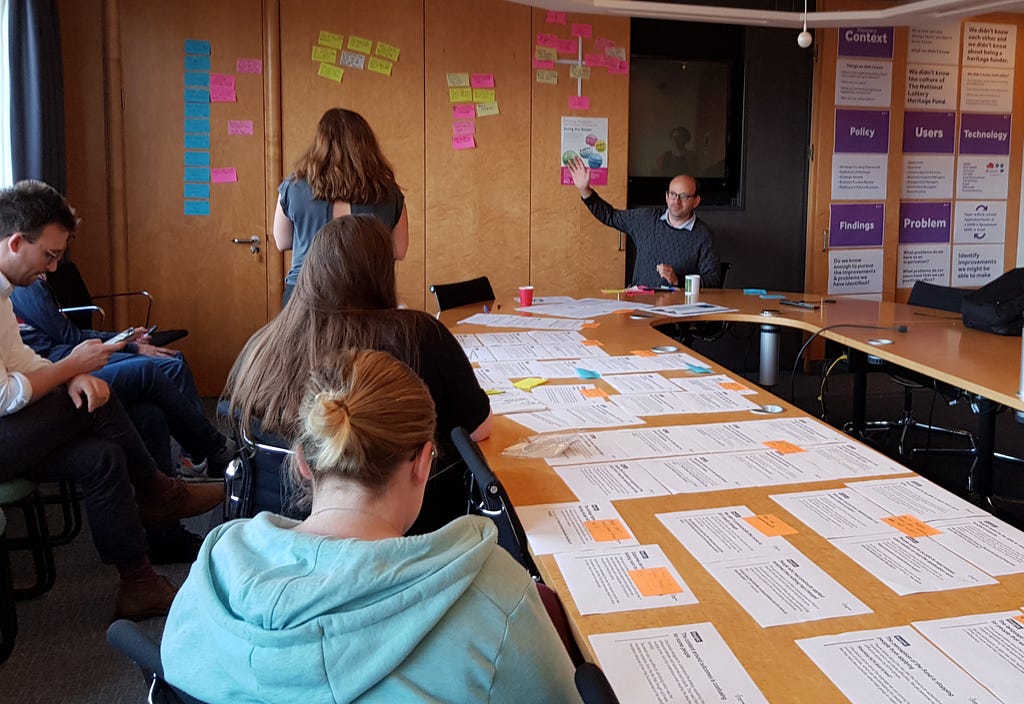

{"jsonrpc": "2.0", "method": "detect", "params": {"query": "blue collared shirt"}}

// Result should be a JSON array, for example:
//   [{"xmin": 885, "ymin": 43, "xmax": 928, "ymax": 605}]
[{"xmin": 660, "ymin": 210, "xmax": 697, "ymax": 231}]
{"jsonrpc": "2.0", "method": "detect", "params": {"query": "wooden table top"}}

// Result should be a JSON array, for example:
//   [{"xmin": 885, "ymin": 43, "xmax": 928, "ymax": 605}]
[{"xmin": 441, "ymin": 292, "xmax": 1024, "ymax": 702}]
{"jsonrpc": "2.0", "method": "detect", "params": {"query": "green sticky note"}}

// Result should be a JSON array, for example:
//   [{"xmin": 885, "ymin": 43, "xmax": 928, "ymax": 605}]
[
  {"xmin": 312, "ymin": 46, "xmax": 338, "ymax": 63},
  {"xmin": 375, "ymin": 42, "xmax": 400, "ymax": 62},
  {"xmin": 569, "ymin": 65, "xmax": 591, "ymax": 79},
  {"xmin": 535, "ymin": 69, "xmax": 558, "ymax": 85},
  {"xmin": 318, "ymin": 31, "xmax": 344, "ymax": 49},
  {"xmin": 449, "ymin": 87, "xmax": 473, "ymax": 103},
  {"xmin": 535, "ymin": 46, "xmax": 557, "ymax": 61},
  {"xmin": 347, "ymin": 35, "xmax": 373, "ymax": 53},
  {"xmin": 475, "ymin": 101, "xmax": 499, "ymax": 117},
  {"xmin": 446, "ymin": 72, "xmax": 470, "ymax": 87},
  {"xmin": 472, "ymin": 88, "xmax": 495, "ymax": 103},
  {"xmin": 367, "ymin": 56, "xmax": 393, "ymax": 76},
  {"xmin": 317, "ymin": 63, "xmax": 344, "ymax": 82}
]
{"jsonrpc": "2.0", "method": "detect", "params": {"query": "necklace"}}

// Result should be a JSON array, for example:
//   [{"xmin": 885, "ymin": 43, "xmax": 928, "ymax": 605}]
[{"xmin": 307, "ymin": 506, "xmax": 403, "ymax": 535}]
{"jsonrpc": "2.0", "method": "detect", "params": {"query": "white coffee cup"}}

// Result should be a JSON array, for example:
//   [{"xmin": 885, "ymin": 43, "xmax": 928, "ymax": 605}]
[{"xmin": 684, "ymin": 274, "xmax": 701, "ymax": 296}]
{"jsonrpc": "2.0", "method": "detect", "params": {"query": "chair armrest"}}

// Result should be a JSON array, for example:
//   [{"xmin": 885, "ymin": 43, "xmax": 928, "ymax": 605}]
[
  {"xmin": 90, "ymin": 290, "xmax": 153, "ymax": 326},
  {"xmin": 58, "ymin": 304, "xmax": 106, "ymax": 328}
]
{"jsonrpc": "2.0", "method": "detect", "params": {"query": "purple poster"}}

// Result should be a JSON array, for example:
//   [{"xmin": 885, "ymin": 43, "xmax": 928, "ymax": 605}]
[
  {"xmin": 902, "ymin": 112, "xmax": 955, "ymax": 153},
  {"xmin": 830, "ymin": 203, "xmax": 885, "ymax": 247},
  {"xmin": 960, "ymin": 113, "xmax": 1011, "ymax": 155},
  {"xmin": 834, "ymin": 110, "xmax": 890, "ymax": 153},
  {"xmin": 838, "ymin": 27, "xmax": 895, "ymax": 59},
  {"xmin": 899, "ymin": 202, "xmax": 952, "ymax": 243}
]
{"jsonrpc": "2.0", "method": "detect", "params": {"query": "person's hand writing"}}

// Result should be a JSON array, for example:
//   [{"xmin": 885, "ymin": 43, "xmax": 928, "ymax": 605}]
[
  {"xmin": 67, "ymin": 339, "xmax": 119, "ymax": 375},
  {"xmin": 656, "ymin": 264, "xmax": 679, "ymax": 286},
  {"xmin": 567, "ymin": 157, "xmax": 593, "ymax": 198},
  {"xmin": 137, "ymin": 343, "xmax": 177, "ymax": 358},
  {"xmin": 67, "ymin": 374, "xmax": 110, "ymax": 412}
]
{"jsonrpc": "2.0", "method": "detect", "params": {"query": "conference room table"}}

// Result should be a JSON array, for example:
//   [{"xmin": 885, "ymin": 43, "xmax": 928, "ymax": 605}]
[{"xmin": 441, "ymin": 288, "xmax": 1024, "ymax": 703}]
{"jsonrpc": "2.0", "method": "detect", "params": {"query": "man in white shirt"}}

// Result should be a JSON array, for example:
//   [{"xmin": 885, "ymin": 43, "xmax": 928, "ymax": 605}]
[{"xmin": 0, "ymin": 180, "xmax": 223, "ymax": 621}]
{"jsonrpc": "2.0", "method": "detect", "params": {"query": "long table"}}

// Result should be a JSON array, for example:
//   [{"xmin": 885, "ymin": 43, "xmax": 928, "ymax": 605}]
[{"xmin": 442, "ymin": 290, "xmax": 1024, "ymax": 703}]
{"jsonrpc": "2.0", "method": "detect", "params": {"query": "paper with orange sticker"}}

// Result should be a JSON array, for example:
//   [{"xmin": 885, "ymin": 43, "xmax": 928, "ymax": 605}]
[
  {"xmin": 518, "ymin": 502, "xmax": 637, "ymax": 555},
  {"xmin": 744, "ymin": 514, "xmax": 798, "ymax": 536},
  {"xmin": 581, "ymin": 339, "xmax": 604, "ymax": 346},
  {"xmin": 881, "ymin": 514, "xmax": 942, "ymax": 538},
  {"xmin": 719, "ymin": 381, "xmax": 750, "ymax": 392},
  {"xmin": 629, "ymin": 349, "xmax": 657, "ymax": 357},
  {"xmin": 763, "ymin": 440, "xmax": 805, "ymax": 454},
  {"xmin": 580, "ymin": 387, "xmax": 610, "ymax": 400},
  {"xmin": 553, "ymin": 544, "xmax": 696, "ymax": 614}
]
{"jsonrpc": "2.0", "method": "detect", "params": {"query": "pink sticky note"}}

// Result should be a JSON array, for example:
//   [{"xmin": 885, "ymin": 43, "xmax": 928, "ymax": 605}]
[
  {"xmin": 236, "ymin": 58, "xmax": 263, "ymax": 74},
  {"xmin": 557, "ymin": 38, "xmax": 577, "ymax": 54},
  {"xmin": 584, "ymin": 53, "xmax": 606, "ymax": 67},
  {"xmin": 452, "ymin": 103, "xmax": 476, "ymax": 119},
  {"xmin": 594, "ymin": 37, "xmax": 616, "ymax": 51},
  {"xmin": 209, "ymin": 73, "xmax": 235, "ymax": 88},
  {"xmin": 569, "ymin": 95, "xmax": 590, "ymax": 110},
  {"xmin": 470, "ymin": 73, "xmax": 495, "ymax": 89},
  {"xmin": 608, "ymin": 59, "xmax": 629, "ymax": 75},
  {"xmin": 546, "ymin": 10, "xmax": 567, "ymax": 25},
  {"xmin": 452, "ymin": 134, "xmax": 476, "ymax": 150},
  {"xmin": 227, "ymin": 120, "xmax": 254, "ymax": 135},
  {"xmin": 209, "ymin": 85, "xmax": 237, "ymax": 103},
  {"xmin": 452, "ymin": 120, "xmax": 476, "ymax": 136},
  {"xmin": 536, "ymin": 33, "xmax": 559, "ymax": 47},
  {"xmin": 571, "ymin": 23, "xmax": 593, "ymax": 38},
  {"xmin": 211, "ymin": 167, "xmax": 237, "ymax": 183},
  {"xmin": 532, "ymin": 58, "xmax": 555, "ymax": 69}
]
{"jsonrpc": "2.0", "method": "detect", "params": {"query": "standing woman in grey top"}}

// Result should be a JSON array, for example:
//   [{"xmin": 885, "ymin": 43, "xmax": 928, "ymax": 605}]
[{"xmin": 274, "ymin": 108, "xmax": 409, "ymax": 305}]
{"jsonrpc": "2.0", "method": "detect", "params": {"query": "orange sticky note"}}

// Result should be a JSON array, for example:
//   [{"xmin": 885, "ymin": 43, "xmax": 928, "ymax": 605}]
[
  {"xmin": 582, "ymin": 339, "xmax": 604, "ymax": 346},
  {"xmin": 584, "ymin": 519, "xmax": 630, "ymax": 542},
  {"xmin": 763, "ymin": 440, "xmax": 804, "ymax": 454},
  {"xmin": 628, "ymin": 567, "xmax": 684, "ymax": 597},
  {"xmin": 580, "ymin": 387, "xmax": 609, "ymax": 399},
  {"xmin": 630, "ymin": 349, "xmax": 656, "ymax": 357},
  {"xmin": 744, "ymin": 514, "xmax": 798, "ymax": 536},
  {"xmin": 582, "ymin": 322, "xmax": 601, "ymax": 329},
  {"xmin": 1014, "ymin": 615, "xmax": 1024, "ymax": 626},
  {"xmin": 719, "ymin": 381, "xmax": 749, "ymax": 392},
  {"xmin": 881, "ymin": 514, "xmax": 942, "ymax": 538}
]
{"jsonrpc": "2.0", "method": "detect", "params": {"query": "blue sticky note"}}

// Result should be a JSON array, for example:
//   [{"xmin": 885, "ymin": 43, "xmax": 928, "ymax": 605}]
[
  {"xmin": 184, "ymin": 71, "xmax": 210, "ymax": 87},
  {"xmin": 184, "ymin": 55, "xmax": 211, "ymax": 72},
  {"xmin": 184, "ymin": 199, "xmax": 210, "ymax": 216},
  {"xmin": 184, "ymin": 183, "xmax": 210, "ymax": 199},
  {"xmin": 575, "ymin": 368, "xmax": 602, "ymax": 379},
  {"xmin": 184, "ymin": 119, "xmax": 210, "ymax": 134},
  {"xmin": 184, "ymin": 167, "xmax": 210, "ymax": 182},
  {"xmin": 686, "ymin": 363, "xmax": 713, "ymax": 374},
  {"xmin": 184, "ymin": 103, "xmax": 210, "ymax": 118},
  {"xmin": 184, "ymin": 88, "xmax": 209, "ymax": 104},
  {"xmin": 759, "ymin": 293, "xmax": 785, "ymax": 300},
  {"xmin": 184, "ymin": 134, "xmax": 210, "ymax": 150},
  {"xmin": 184, "ymin": 39, "xmax": 211, "ymax": 56},
  {"xmin": 184, "ymin": 151, "xmax": 211, "ymax": 167},
  {"xmin": 743, "ymin": 288, "xmax": 767, "ymax": 295}
]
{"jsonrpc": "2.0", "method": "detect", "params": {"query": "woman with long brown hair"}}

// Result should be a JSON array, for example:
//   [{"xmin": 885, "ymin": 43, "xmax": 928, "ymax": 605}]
[
  {"xmin": 274, "ymin": 108, "xmax": 409, "ymax": 304},
  {"xmin": 226, "ymin": 213, "xmax": 491, "ymax": 533}
]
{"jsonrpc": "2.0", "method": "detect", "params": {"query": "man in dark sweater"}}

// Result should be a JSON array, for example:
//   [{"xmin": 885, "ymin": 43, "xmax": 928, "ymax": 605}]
[{"xmin": 567, "ymin": 156, "xmax": 721, "ymax": 289}]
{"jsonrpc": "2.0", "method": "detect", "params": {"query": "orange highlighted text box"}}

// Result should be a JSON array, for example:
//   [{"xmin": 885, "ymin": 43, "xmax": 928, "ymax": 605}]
[
  {"xmin": 584, "ymin": 519, "xmax": 630, "ymax": 542},
  {"xmin": 744, "ymin": 514, "xmax": 798, "ymax": 536},
  {"xmin": 763, "ymin": 440, "xmax": 805, "ymax": 454},
  {"xmin": 881, "ymin": 514, "xmax": 942, "ymax": 538},
  {"xmin": 628, "ymin": 567, "xmax": 684, "ymax": 597}
]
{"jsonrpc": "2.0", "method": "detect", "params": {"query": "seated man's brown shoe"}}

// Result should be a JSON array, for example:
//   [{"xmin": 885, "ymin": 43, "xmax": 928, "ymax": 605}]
[
  {"xmin": 114, "ymin": 574, "xmax": 178, "ymax": 621},
  {"xmin": 138, "ymin": 479, "xmax": 224, "ymax": 526}
]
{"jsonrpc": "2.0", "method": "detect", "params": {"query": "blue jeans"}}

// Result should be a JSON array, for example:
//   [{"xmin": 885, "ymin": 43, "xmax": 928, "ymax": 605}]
[{"xmin": 106, "ymin": 351, "xmax": 203, "ymax": 413}]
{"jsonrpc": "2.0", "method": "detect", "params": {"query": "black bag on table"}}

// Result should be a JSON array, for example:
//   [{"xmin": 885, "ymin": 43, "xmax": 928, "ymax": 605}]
[{"xmin": 961, "ymin": 268, "xmax": 1024, "ymax": 336}]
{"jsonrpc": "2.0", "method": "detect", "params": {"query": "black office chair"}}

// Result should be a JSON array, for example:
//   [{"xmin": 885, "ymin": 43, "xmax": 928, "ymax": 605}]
[
  {"xmin": 0, "ymin": 479, "xmax": 57, "ymax": 599},
  {"xmin": 575, "ymin": 662, "xmax": 620, "ymax": 704},
  {"xmin": 222, "ymin": 422, "xmax": 299, "ymax": 521},
  {"xmin": 0, "ymin": 509, "xmax": 18, "ymax": 665},
  {"xmin": 428, "ymin": 276, "xmax": 495, "ymax": 312},
  {"xmin": 106, "ymin": 619, "xmax": 207, "ymax": 704},
  {"xmin": 667, "ymin": 261, "xmax": 733, "ymax": 346},
  {"xmin": 451, "ymin": 426, "xmax": 540, "ymax": 580},
  {"xmin": 46, "ymin": 261, "xmax": 188, "ymax": 346}
]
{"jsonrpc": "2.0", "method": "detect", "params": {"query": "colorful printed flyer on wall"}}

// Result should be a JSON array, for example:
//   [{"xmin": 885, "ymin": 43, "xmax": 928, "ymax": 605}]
[
  {"xmin": 838, "ymin": 26, "xmax": 895, "ymax": 59},
  {"xmin": 832, "ymin": 109, "xmax": 890, "ymax": 199},
  {"xmin": 899, "ymin": 202, "xmax": 951, "ymax": 246},
  {"xmin": 561, "ymin": 116, "xmax": 608, "ymax": 186}
]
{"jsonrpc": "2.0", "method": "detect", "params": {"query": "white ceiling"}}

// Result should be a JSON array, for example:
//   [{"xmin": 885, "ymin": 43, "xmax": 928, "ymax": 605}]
[{"xmin": 505, "ymin": 0, "xmax": 1024, "ymax": 28}]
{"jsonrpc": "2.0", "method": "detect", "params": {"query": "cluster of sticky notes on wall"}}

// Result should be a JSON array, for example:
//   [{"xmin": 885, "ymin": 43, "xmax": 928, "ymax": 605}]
[
  {"xmin": 447, "ymin": 72, "xmax": 498, "ymax": 150},
  {"xmin": 183, "ymin": 39, "xmax": 261, "ymax": 216},
  {"xmin": 534, "ymin": 11, "xmax": 628, "ymax": 112},
  {"xmin": 313, "ymin": 30, "xmax": 400, "ymax": 83}
]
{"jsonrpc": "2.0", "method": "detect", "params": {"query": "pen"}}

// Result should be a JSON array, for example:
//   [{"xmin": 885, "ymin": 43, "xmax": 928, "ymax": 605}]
[{"xmin": 483, "ymin": 305, "xmax": 490, "ymax": 314}]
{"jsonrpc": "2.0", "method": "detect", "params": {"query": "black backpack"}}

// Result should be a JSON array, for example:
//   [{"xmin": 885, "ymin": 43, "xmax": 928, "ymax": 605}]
[{"xmin": 961, "ymin": 268, "xmax": 1024, "ymax": 336}]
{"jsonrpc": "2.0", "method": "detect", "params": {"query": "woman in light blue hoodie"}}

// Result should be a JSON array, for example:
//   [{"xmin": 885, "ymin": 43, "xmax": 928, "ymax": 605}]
[{"xmin": 161, "ymin": 349, "xmax": 581, "ymax": 704}]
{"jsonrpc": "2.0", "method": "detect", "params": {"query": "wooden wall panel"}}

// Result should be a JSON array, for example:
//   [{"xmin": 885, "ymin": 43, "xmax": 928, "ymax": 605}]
[
  {"xmin": 279, "ymin": 0, "xmax": 426, "ymax": 308},
  {"xmin": 529, "ymin": 8, "xmax": 629, "ymax": 296},
  {"xmin": 423, "ymin": 0, "xmax": 533, "ymax": 311}
]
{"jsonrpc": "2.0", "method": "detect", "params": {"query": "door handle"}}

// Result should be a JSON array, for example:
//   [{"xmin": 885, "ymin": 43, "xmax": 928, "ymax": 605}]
[{"xmin": 231, "ymin": 236, "xmax": 261, "ymax": 254}]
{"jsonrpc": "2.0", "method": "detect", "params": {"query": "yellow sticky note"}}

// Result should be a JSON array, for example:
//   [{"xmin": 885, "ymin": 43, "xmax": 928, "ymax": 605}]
[
  {"xmin": 535, "ymin": 69, "xmax": 558, "ymax": 85},
  {"xmin": 449, "ymin": 87, "xmax": 473, "ymax": 103},
  {"xmin": 569, "ymin": 65, "xmax": 591, "ymax": 79},
  {"xmin": 582, "ymin": 339, "xmax": 604, "ymax": 346},
  {"xmin": 630, "ymin": 349, "xmax": 656, "ymax": 357},
  {"xmin": 535, "ymin": 46, "xmax": 557, "ymax": 61},
  {"xmin": 719, "ymin": 381, "xmax": 750, "ymax": 392},
  {"xmin": 475, "ymin": 101, "xmax": 499, "ymax": 117},
  {"xmin": 375, "ymin": 42, "xmax": 400, "ymax": 61},
  {"xmin": 312, "ymin": 46, "xmax": 338, "ymax": 63},
  {"xmin": 347, "ymin": 35, "xmax": 373, "ymax": 53},
  {"xmin": 446, "ymin": 72, "xmax": 470, "ymax": 87},
  {"xmin": 881, "ymin": 514, "xmax": 942, "ymax": 538},
  {"xmin": 317, "ymin": 31, "xmax": 344, "ymax": 50},
  {"xmin": 584, "ymin": 519, "xmax": 630, "ymax": 542},
  {"xmin": 473, "ymin": 88, "xmax": 496, "ymax": 103},
  {"xmin": 484, "ymin": 389, "xmax": 505, "ymax": 396},
  {"xmin": 628, "ymin": 567, "xmax": 684, "ymax": 597},
  {"xmin": 513, "ymin": 377, "xmax": 547, "ymax": 391},
  {"xmin": 317, "ymin": 63, "xmax": 344, "ymax": 82},
  {"xmin": 744, "ymin": 514, "xmax": 798, "ymax": 537},
  {"xmin": 763, "ymin": 440, "xmax": 804, "ymax": 455},
  {"xmin": 580, "ymin": 387, "xmax": 609, "ymax": 400},
  {"xmin": 368, "ymin": 56, "xmax": 393, "ymax": 76}
]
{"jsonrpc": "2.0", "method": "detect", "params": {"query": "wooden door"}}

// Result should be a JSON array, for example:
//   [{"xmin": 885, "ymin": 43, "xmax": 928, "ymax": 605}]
[{"xmin": 119, "ymin": 0, "xmax": 270, "ymax": 394}]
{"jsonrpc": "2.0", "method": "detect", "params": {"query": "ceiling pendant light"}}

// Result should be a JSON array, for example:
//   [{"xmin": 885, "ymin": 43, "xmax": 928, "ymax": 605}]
[{"xmin": 797, "ymin": 0, "xmax": 813, "ymax": 48}]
